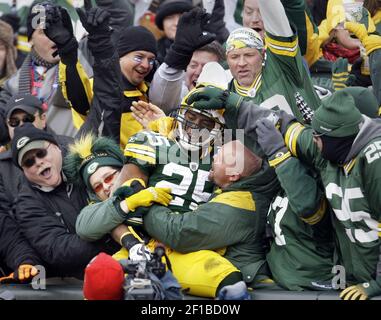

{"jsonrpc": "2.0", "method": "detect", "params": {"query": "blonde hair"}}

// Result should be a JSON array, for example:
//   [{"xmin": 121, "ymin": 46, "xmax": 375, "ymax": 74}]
[{"xmin": 0, "ymin": 20, "xmax": 17, "ymax": 82}]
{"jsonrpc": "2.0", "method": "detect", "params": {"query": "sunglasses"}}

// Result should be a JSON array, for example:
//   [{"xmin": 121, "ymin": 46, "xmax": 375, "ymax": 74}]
[
  {"xmin": 93, "ymin": 170, "xmax": 119, "ymax": 194},
  {"xmin": 21, "ymin": 144, "xmax": 51, "ymax": 168},
  {"xmin": 8, "ymin": 114, "xmax": 35, "ymax": 128}
]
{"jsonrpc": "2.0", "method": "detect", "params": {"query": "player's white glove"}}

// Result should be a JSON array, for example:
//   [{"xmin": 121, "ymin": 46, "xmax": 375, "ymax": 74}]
[{"xmin": 128, "ymin": 243, "xmax": 151, "ymax": 261}]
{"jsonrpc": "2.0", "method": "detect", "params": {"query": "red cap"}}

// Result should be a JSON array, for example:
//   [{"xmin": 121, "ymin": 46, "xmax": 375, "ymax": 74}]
[{"xmin": 83, "ymin": 253, "xmax": 125, "ymax": 300}]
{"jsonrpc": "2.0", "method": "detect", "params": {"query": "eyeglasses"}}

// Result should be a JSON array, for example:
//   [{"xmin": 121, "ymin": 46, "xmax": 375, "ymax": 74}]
[
  {"xmin": 8, "ymin": 114, "xmax": 35, "ymax": 128},
  {"xmin": 21, "ymin": 143, "xmax": 51, "ymax": 168},
  {"xmin": 132, "ymin": 55, "xmax": 156, "ymax": 66},
  {"xmin": 93, "ymin": 170, "xmax": 119, "ymax": 194}
]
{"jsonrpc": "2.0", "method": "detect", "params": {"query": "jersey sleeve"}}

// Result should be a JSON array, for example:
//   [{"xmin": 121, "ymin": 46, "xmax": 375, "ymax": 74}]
[
  {"xmin": 284, "ymin": 122, "xmax": 324, "ymax": 169},
  {"xmin": 275, "ymin": 157, "xmax": 326, "ymax": 224},
  {"xmin": 123, "ymin": 131, "xmax": 161, "ymax": 176},
  {"xmin": 362, "ymin": 138, "xmax": 381, "ymax": 218},
  {"xmin": 265, "ymin": 30, "xmax": 306, "ymax": 87}
]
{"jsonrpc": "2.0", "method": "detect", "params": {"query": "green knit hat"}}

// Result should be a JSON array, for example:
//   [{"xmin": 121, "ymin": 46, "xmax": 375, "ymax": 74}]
[
  {"xmin": 311, "ymin": 90, "xmax": 363, "ymax": 137},
  {"xmin": 341, "ymin": 87, "xmax": 379, "ymax": 118},
  {"xmin": 63, "ymin": 134, "xmax": 124, "ymax": 191}
]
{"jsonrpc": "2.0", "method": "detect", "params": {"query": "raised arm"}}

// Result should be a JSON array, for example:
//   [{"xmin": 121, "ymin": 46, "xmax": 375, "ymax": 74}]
[{"xmin": 258, "ymin": 0, "xmax": 293, "ymax": 37}]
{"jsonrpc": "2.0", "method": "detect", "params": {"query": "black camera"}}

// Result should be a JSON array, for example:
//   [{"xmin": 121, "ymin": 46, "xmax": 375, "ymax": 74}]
[{"xmin": 120, "ymin": 247, "xmax": 168, "ymax": 300}]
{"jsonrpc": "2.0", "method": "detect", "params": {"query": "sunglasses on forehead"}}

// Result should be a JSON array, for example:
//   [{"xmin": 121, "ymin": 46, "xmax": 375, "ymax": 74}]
[
  {"xmin": 21, "ymin": 144, "xmax": 51, "ymax": 168},
  {"xmin": 8, "ymin": 114, "xmax": 35, "ymax": 128}
]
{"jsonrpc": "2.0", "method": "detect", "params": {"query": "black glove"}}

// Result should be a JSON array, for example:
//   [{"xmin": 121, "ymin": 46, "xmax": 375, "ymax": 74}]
[
  {"xmin": 204, "ymin": 0, "xmax": 229, "ymax": 44},
  {"xmin": 113, "ymin": 178, "xmax": 146, "ymax": 227},
  {"xmin": 44, "ymin": 5, "xmax": 78, "ymax": 61},
  {"xmin": 113, "ymin": 178, "xmax": 146, "ymax": 200},
  {"xmin": 76, "ymin": 0, "xmax": 113, "ymax": 59},
  {"xmin": 185, "ymin": 85, "xmax": 242, "ymax": 110},
  {"xmin": 164, "ymin": 7, "xmax": 216, "ymax": 70},
  {"xmin": 255, "ymin": 118, "xmax": 291, "ymax": 167}
]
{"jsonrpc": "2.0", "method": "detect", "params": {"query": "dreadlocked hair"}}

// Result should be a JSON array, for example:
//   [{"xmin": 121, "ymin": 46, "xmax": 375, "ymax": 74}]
[{"xmin": 63, "ymin": 133, "xmax": 124, "ymax": 187}]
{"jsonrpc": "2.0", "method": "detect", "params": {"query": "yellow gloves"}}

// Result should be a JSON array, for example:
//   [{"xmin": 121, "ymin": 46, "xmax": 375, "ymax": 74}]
[
  {"xmin": 147, "ymin": 117, "xmax": 175, "ymax": 137},
  {"xmin": 340, "ymin": 283, "xmax": 369, "ymax": 300},
  {"xmin": 0, "ymin": 264, "xmax": 39, "ymax": 284},
  {"xmin": 125, "ymin": 187, "xmax": 172, "ymax": 212},
  {"xmin": 345, "ymin": 21, "xmax": 381, "ymax": 55}
]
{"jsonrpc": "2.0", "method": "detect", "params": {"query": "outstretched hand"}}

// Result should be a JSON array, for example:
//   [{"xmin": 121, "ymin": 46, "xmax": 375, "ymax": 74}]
[
  {"xmin": 131, "ymin": 101, "xmax": 166, "ymax": 129},
  {"xmin": 44, "ymin": 5, "xmax": 77, "ymax": 58}
]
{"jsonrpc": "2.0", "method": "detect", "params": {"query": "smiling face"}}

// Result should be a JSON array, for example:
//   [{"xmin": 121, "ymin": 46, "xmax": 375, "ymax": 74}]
[
  {"xmin": 31, "ymin": 28, "xmax": 60, "ymax": 64},
  {"xmin": 183, "ymin": 109, "xmax": 216, "ymax": 136},
  {"xmin": 227, "ymin": 47, "xmax": 263, "ymax": 87},
  {"xmin": 119, "ymin": 50, "xmax": 156, "ymax": 86},
  {"xmin": 185, "ymin": 50, "xmax": 220, "ymax": 90},
  {"xmin": 21, "ymin": 142, "xmax": 62, "ymax": 188},
  {"xmin": 242, "ymin": 0, "xmax": 265, "ymax": 39}
]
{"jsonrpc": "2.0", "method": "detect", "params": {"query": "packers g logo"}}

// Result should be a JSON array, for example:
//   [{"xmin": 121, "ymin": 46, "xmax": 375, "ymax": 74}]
[
  {"xmin": 17, "ymin": 137, "xmax": 30, "ymax": 150},
  {"xmin": 87, "ymin": 162, "xmax": 99, "ymax": 175}
]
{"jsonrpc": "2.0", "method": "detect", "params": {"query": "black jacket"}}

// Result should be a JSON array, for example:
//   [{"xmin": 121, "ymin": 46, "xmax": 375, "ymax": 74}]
[
  {"xmin": 0, "ymin": 210, "xmax": 41, "ymax": 276},
  {"xmin": 0, "ymin": 150, "xmax": 23, "ymax": 218},
  {"xmin": 0, "ymin": 149, "xmax": 38, "ymax": 275},
  {"xmin": 78, "ymin": 50, "xmax": 150, "ymax": 146},
  {"xmin": 14, "ymin": 137, "xmax": 119, "ymax": 279},
  {"xmin": 0, "ymin": 134, "xmax": 69, "ymax": 276},
  {"xmin": 15, "ymin": 175, "xmax": 119, "ymax": 279}
]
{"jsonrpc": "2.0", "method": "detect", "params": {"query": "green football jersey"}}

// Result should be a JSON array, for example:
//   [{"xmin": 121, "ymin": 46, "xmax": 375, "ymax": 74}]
[
  {"xmin": 286, "ymin": 122, "xmax": 381, "ymax": 284},
  {"xmin": 266, "ymin": 156, "xmax": 334, "ymax": 290},
  {"xmin": 267, "ymin": 190, "xmax": 334, "ymax": 290},
  {"xmin": 229, "ymin": 31, "xmax": 320, "ymax": 125},
  {"xmin": 124, "ymin": 130, "xmax": 215, "ymax": 213}
]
